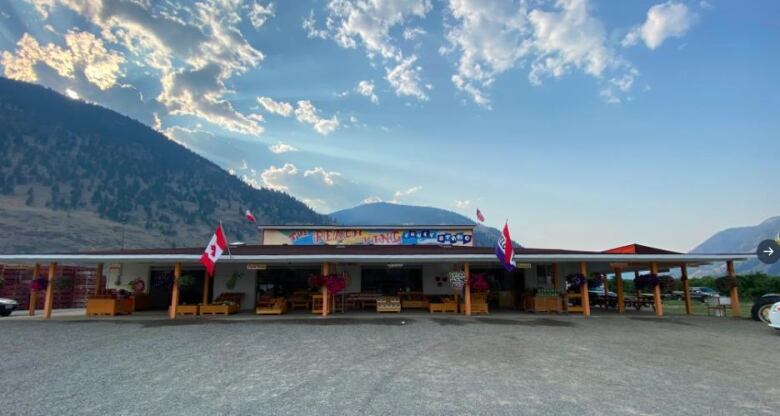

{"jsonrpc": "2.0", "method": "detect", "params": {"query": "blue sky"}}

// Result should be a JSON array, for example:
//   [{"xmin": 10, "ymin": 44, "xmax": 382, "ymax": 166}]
[{"xmin": 0, "ymin": 0, "xmax": 777, "ymax": 252}]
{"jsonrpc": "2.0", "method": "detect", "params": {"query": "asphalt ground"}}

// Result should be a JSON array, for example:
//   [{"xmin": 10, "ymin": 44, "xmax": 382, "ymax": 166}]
[{"xmin": 1, "ymin": 311, "xmax": 778, "ymax": 415}]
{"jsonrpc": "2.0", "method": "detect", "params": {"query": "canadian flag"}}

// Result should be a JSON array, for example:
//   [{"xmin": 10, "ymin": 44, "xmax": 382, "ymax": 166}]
[
  {"xmin": 245, "ymin": 209, "xmax": 257, "ymax": 223},
  {"xmin": 476, "ymin": 208, "xmax": 485, "ymax": 223},
  {"xmin": 201, "ymin": 225, "xmax": 228, "ymax": 277}
]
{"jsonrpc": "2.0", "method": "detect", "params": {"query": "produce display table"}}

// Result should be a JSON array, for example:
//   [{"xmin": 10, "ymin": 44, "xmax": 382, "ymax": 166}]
[
  {"xmin": 176, "ymin": 304, "xmax": 199, "ymax": 315},
  {"xmin": 86, "ymin": 297, "xmax": 134, "ymax": 316}
]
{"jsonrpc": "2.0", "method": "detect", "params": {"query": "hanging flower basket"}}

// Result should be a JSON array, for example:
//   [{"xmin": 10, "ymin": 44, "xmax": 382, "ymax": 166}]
[
  {"xmin": 468, "ymin": 273, "xmax": 490, "ymax": 291},
  {"xmin": 226, "ymin": 272, "xmax": 244, "ymax": 290},
  {"xmin": 30, "ymin": 277, "xmax": 48, "ymax": 291},
  {"xmin": 658, "ymin": 275, "xmax": 675, "ymax": 293},
  {"xmin": 634, "ymin": 274, "xmax": 660, "ymax": 291},
  {"xmin": 714, "ymin": 276, "xmax": 734, "ymax": 293},
  {"xmin": 178, "ymin": 275, "xmax": 195, "ymax": 290},
  {"xmin": 566, "ymin": 273, "xmax": 586, "ymax": 289},
  {"xmin": 308, "ymin": 273, "xmax": 348, "ymax": 294}
]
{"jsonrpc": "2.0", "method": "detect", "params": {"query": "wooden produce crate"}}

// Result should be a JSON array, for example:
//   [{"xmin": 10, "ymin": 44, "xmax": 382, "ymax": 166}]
[
  {"xmin": 176, "ymin": 304, "xmax": 199, "ymax": 315},
  {"xmin": 86, "ymin": 297, "xmax": 134, "ymax": 316},
  {"xmin": 376, "ymin": 296, "xmax": 401, "ymax": 313}
]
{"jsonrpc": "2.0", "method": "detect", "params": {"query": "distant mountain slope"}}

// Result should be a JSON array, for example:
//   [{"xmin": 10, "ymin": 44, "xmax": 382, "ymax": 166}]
[
  {"xmin": 0, "ymin": 78, "xmax": 329, "ymax": 252},
  {"xmin": 330, "ymin": 202, "xmax": 519, "ymax": 247},
  {"xmin": 689, "ymin": 216, "xmax": 780, "ymax": 276}
]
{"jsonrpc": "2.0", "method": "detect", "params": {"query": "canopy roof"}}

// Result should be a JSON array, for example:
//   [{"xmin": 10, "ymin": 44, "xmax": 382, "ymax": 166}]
[{"xmin": 0, "ymin": 244, "xmax": 751, "ymax": 267}]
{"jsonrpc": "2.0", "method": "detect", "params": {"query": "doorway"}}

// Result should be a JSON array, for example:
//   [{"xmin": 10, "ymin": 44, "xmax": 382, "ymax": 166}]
[{"xmin": 148, "ymin": 268, "xmax": 209, "ymax": 310}]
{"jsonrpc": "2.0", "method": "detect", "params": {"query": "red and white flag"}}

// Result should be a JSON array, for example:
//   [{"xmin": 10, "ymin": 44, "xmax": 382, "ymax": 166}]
[
  {"xmin": 476, "ymin": 208, "xmax": 485, "ymax": 223},
  {"xmin": 245, "ymin": 209, "xmax": 257, "ymax": 223},
  {"xmin": 201, "ymin": 225, "xmax": 228, "ymax": 277}
]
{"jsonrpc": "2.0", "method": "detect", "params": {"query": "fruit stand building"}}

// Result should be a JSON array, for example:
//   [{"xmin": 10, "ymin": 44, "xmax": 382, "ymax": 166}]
[{"xmin": 0, "ymin": 225, "xmax": 751, "ymax": 319}]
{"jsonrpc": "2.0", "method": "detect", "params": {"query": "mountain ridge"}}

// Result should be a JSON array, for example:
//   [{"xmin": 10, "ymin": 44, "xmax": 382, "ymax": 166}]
[{"xmin": 0, "ymin": 77, "xmax": 329, "ymax": 252}]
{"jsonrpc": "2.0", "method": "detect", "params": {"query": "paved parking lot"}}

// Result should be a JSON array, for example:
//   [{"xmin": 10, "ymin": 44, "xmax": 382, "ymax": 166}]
[{"xmin": 1, "ymin": 312, "xmax": 778, "ymax": 415}]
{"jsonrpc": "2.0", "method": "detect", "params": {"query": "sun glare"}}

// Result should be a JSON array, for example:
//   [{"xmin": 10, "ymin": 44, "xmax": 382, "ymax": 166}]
[{"xmin": 65, "ymin": 88, "xmax": 80, "ymax": 100}]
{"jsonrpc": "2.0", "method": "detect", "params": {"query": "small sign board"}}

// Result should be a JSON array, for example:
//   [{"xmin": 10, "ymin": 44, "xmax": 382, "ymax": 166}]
[{"xmin": 246, "ymin": 263, "xmax": 267, "ymax": 270}]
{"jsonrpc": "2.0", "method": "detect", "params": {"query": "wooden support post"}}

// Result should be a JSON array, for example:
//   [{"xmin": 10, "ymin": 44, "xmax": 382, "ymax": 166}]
[
  {"xmin": 551, "ymin": 263, "xmax": 559, "ymax": 291},
  {"xmin": 651, "ymin": 262, "xmax": 663, "ymax": 316},
  {"xmin": 321, "ymin": 262, "xmax": 329, "ymax": 317},
  {"xmin": 580, "ymin": 262, "xmax": 590, "ymax": 316},
  {"xmin": 727, "ymin": 260, "xmax": 740, "ymax": 318},
  {"xmin": 614, "ymin": 267, "xmax": 625, "ymax": 313},
  {"xmin": 29, "ymin": 263, "xmax": 40, "ymax": 316},
  {"xmin": 202, "ymin": 274, "xmax": 210, "ymax": 306},
  {"xmin": 43, "ymin": 262, "xmax": 56, "ymax": 319},
  {"xmin": 94, "ymin": 263, "xmax": 104, "ymax": 296},
  {"xmin": 169, "ymin": 262, "xmax": 181, "ymax": 319},
  {"xmin": 681, "ymin": 264, "xmax": 692, "ymax": 315},
  {"xmin": 464, "ymin": 263, "xmax": 471, "ymax": 316},
  {"xmin": 635, "ymin": 270, "xmax": 641, "ymax": 308}
]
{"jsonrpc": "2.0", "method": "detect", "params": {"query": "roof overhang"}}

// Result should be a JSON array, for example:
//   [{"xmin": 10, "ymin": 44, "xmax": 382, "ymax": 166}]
[{"xmin": 0, "ymin": 253, "xmax": 752, "ymax": 265}]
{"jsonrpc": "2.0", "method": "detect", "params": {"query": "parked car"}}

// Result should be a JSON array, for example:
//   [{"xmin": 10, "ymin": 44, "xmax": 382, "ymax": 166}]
[
  {"xmin": 751, "ymin": 293, "xmax": 780, "ymax": 324},
  {"xmin": 588, "ymin": 288, "xmax": 617, "ymax": 308},
  {"xmin": 0, "ymin": 297, "xmax": 18, "ymax": 316},
  {"xmin": 672, "ymin": 287, "xmax": 720, "ymax": 302},
  {"xmin": 768, "ymin": 302, "xmax": 780, "ymax": 330}
]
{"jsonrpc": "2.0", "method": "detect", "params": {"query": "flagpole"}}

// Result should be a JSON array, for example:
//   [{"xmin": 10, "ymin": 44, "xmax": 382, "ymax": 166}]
[{"xmin": 220, "ymin": 220, "xmax": 232, "ymax": 258}]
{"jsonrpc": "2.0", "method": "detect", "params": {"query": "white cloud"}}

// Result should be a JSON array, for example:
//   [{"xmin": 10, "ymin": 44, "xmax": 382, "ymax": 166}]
[
  {"xmin": 355, "ymin": 80, "xmax": 379, "ymax": 104},
  {"xmin": 362, "ymin": 196, "xmax": 383, "ymax": 204},
  {"xmin": 385, "ymin": 55, "xmax": 428, "ymax": 100},
  {"xmin": 455, "ymin": 199, "xmax": 471, "ymax": 208},
  {"xmin": 403, "ymin": 27, "xmax": 427, "ymax": 40},
  {"xmin": 260, "ymin": 163, "xmax": 298, "ymax": 190},
  {"xmin": 444, "ymin": 0, "xmax": 636, "ymax": 106},
  {"xmin": 305, "ymin": 0, "xmax": 432, "ymax": 101},
  {"xmin": 444, "ymin": 0, "xmax": 530, "ymax": 107},
  {"xmin": 394, "ymin": 186, "xmax": 422, "ymax": 198},
  {"xmin": 249, "ymin": 2, "xmax": 275, "ymax": 29},
  {"xmin": 304, "ymin": 167, "xmax": 342, "ymax": 186},
  {"xmin": 622, "ymin": 2, "xmax": 694, "ymax": 50},
  {"xmin": 24, "ymin": 0, "xmax": 267, "ymax": 136},
  {"xmin": 528, "ymin": 0, "xmax": 619, "ymax": 85},
  {"xmin": 1, "ymin": 30, "xmax": 125, "ymax": 90},
  {"xmin": 257, "ymin": 96, "xmax": 294, "ymax": 117},
  {"xmin": 294, "ymin": 100, "xmax": 339, "ymax": 135},
  {"xmin": 268, "ymin": 142, "xmax": 298, "ymax": 154}
]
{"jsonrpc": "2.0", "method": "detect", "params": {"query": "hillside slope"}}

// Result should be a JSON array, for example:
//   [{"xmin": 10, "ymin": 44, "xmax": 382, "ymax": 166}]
[
  {"xmin": 330, "ymin": 202, "xmax": 519, "ymax": 247},
  {"xmin": 689, "ymin": 216, "xmax": 780, "ymax": 276},
  {"xmin": 0, "ymin": 78, "xmax": 328, "ymax": 252}
]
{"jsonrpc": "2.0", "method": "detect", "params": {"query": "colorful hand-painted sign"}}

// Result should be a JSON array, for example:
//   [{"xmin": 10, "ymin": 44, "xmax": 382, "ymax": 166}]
[{"xmin": 263, "ymin": 228, "xmax": 474, "ymax": 246}]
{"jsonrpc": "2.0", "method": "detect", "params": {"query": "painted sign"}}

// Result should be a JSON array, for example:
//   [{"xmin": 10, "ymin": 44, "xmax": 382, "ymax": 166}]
[{"xmin": 263, "ymin": 228, "xmax": 474, "ymax": 246}]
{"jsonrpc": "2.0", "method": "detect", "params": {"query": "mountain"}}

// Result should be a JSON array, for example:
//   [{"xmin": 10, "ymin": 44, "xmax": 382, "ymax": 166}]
[
  {"xmin": 0, "ymin": 78, "xmax": 329, "ymax": 252},
  {"xmin": 689, "ymin": 216, "xmax": 780, "ymax": 276},
  {"xmin": 330, "ymin": 202, "xmax": 519, "ymax": 247}
]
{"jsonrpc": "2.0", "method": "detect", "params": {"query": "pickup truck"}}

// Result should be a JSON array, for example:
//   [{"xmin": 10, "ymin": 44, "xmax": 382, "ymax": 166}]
[
  {"xmin": 671, "ymin": 287, "xmax": 720, "ymax": 302},
  {"xmin": 751, "ymin": 293, "xmax": 780, "ymax": 323}
]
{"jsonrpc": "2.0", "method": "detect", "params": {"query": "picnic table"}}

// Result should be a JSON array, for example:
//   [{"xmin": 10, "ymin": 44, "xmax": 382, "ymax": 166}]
[{"xmin": 624, "ymin": 294, "xmax": 656, "ymax": 311}]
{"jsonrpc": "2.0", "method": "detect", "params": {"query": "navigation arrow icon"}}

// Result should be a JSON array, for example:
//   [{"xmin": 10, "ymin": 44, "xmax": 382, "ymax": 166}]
[{"xmin": 757, "ymin": 239, "xmax": 780, "ymax": 265}]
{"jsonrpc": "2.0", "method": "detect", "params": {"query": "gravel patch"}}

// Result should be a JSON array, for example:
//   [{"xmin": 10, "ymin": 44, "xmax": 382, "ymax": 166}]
[{"xmin": 1, "ymin": 312, "xmax": 778, "ymax": 415}]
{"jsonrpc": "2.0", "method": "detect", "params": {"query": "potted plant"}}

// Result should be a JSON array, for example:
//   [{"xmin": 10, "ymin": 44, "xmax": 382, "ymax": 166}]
[
  {"xmin": 226, "ymin": 272, "xmax": 243, "ymax": 290},
  {"xmin": 126, "ymin": 278, "xmax": 146, "ymax": 294},
  {"xmin": 178, "ymin": 275, "xmax": 195, "ymax": 291},
  {"xmin": 634, "ymin": 274, "xmax": 660, "ymax": 292},
  {"xmin": 566, "ymin": 273, "xmax": 586, "ymax": 290}
]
